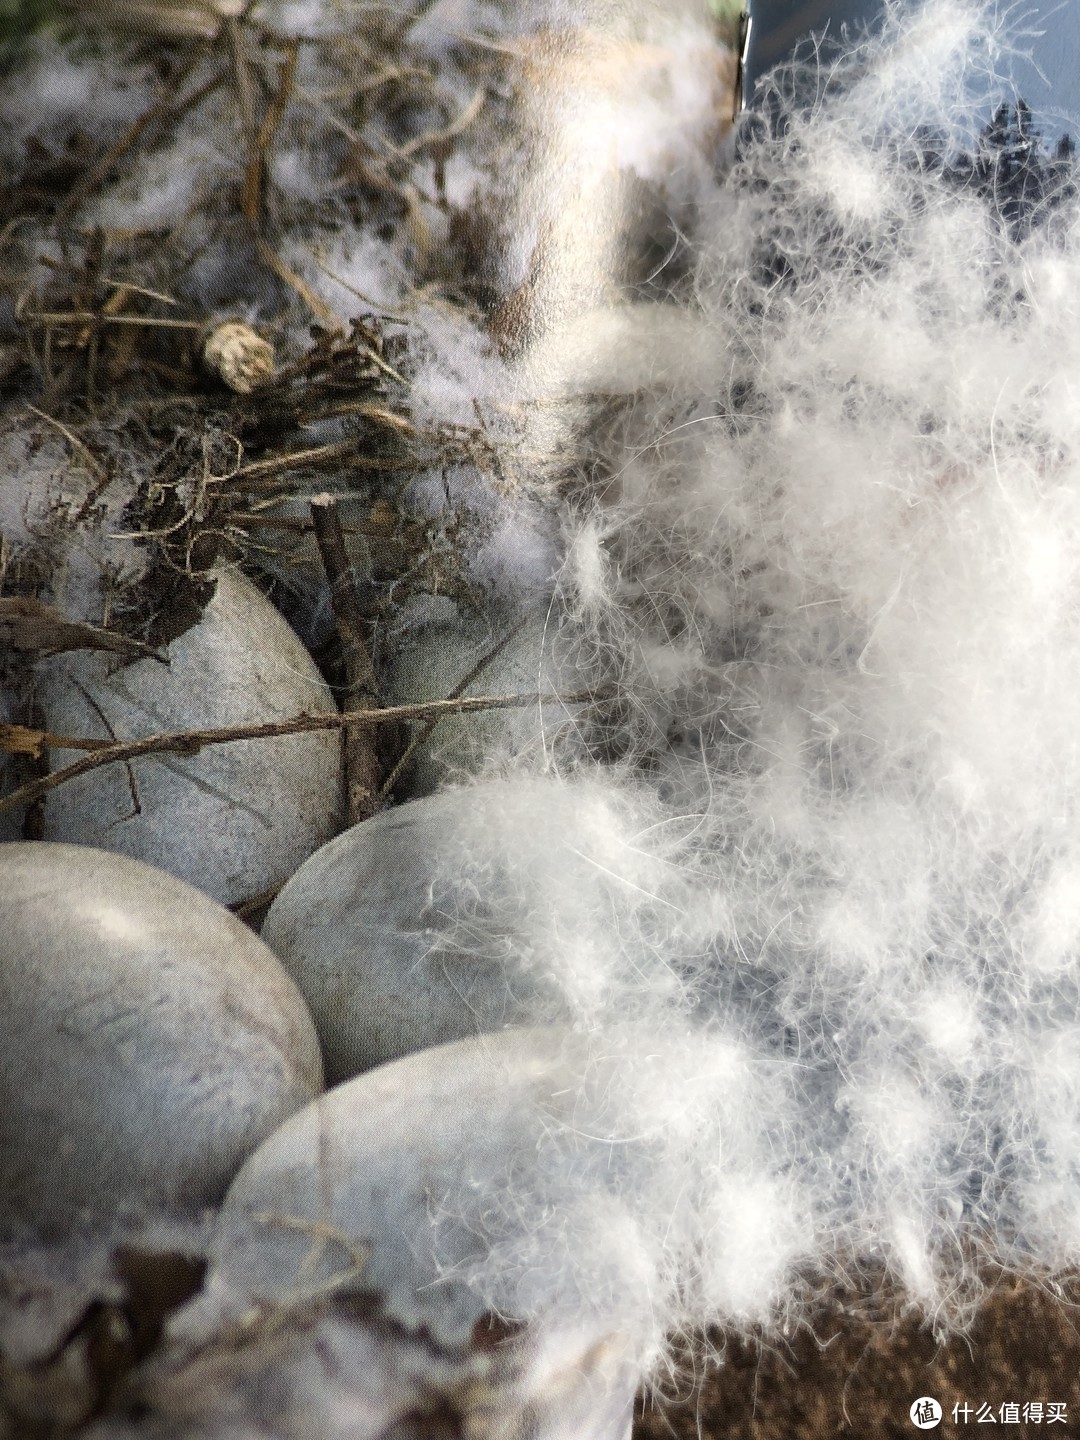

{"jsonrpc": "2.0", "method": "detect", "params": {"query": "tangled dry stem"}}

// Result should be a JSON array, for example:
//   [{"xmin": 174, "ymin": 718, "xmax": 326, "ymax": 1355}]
[{"xmin": 0, "ymin": 687, "xmax": 603, "ymax": 819}]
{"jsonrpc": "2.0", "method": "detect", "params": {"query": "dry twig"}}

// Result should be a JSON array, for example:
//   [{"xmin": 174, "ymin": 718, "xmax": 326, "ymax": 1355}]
[
  {"xmin": 55, "ymin": 57, "xmax": 225, "ymax": 226},
  {"xmin": 0, "ymin": 690, "xmax": 600, "ymax": 818},
  {"xmin": 26, "ymin": 313, "xmax": 203, "ymax": 331},
  {"xmin": 310, "ymin": 493, "xmax": 381, "ymax": 824},
  {"xmin": 241, "ymin": 38, "xmax": 299, "ymax": 225},
  {"xmin": 255, "ymin": 239, "xmax": 339, "ymax": 327}
]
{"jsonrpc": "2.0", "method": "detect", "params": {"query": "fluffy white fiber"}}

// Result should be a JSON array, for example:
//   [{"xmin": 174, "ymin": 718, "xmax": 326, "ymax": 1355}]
[{"xmin": 415, "ymin": 0, "xmax": 1080, "ymax": 1371}]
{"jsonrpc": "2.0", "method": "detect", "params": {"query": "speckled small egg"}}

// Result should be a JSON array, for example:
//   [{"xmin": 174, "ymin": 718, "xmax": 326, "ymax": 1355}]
[
  {"xmin": 260, "ymin": 789, "xmax": 560, "ymax": 1082},
  {"xmin": 0, "ymin": 842, "xmax": 323, "ymax": 1240},
  {"xmin": 30, "ymin": 568, "xmax": 342, "ymax": 907}
]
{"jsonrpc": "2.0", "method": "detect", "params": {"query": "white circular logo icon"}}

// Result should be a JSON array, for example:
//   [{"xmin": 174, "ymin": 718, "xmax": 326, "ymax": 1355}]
[{"xmin": 910, "ymin": 1398, "xmax": 942, "ymax": 1429}]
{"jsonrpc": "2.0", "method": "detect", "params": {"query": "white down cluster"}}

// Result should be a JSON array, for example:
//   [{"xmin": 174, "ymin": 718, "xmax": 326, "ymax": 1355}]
[{"xmin": 429, "ymin": 0, "xmax": 1080, "ymax": 1361}]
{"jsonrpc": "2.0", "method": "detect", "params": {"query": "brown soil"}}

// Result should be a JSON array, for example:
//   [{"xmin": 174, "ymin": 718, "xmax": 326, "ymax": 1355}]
[{"xmin": 635, "ymin": 1278, "xmax": 1080, "ymax": 1440}]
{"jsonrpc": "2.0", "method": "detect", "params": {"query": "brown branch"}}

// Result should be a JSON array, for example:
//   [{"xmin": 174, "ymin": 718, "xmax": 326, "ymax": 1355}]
[
  {"xmin": 257, "ymin": 42, "xmax": 299, "ymax": 182},
  {"xmin": 226, "ymin": 14, "xmax": 259, "ymax": 145},
  {"xmin": 235, "ymin": 441, "xmax": 355, "ymax": 479},
  {"xmin": 0, "ymin": 691, "xmax": 599, "ymax": 818},
  {"xmin": 255, "ymin": 238, "xmax": 339, "ymax": 327},
  {"xmin": 25, "ymin": 313, "xmax": 203, "ymax": 331},
  {"xmin": 310, "ymin": 493, "xmax": 381, "ymax": 825},
  {"xmin": 73, "ymin": 679, "xmax": 141, "ymax": 822},
  {"xmin": 24, "ymin": 405, "xmax": 107, "ymax": 479},
  {"xmin": 101, "ymin": 279, "xmax": 179, "ymax": 305},
  {"xmin": 309, "ymin": 498, "xmax": 378, "ymax": 696},
  {"xmin": 310, "ymin": 403, "xmax": 415, "ymax": 433},
  {"xmin": 395, "ymin": 86, "xmax": 485, "ymax": 158},
  {"xmin": 13, "ymin": 702, "xmax": 49, "ymax": 842},
  {"xmin": 55, "ymin": 59, "xmax": 224, "ymax": 225},
  {"xmin": 230, "ymin": 883, "xmax": 283, "ymax": 921}
]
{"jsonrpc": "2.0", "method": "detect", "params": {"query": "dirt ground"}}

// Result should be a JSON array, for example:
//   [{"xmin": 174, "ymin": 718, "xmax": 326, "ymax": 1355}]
[{"xmin": 634, "ymin": 1278, "xmax": 1080, "ymax": 1439}]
